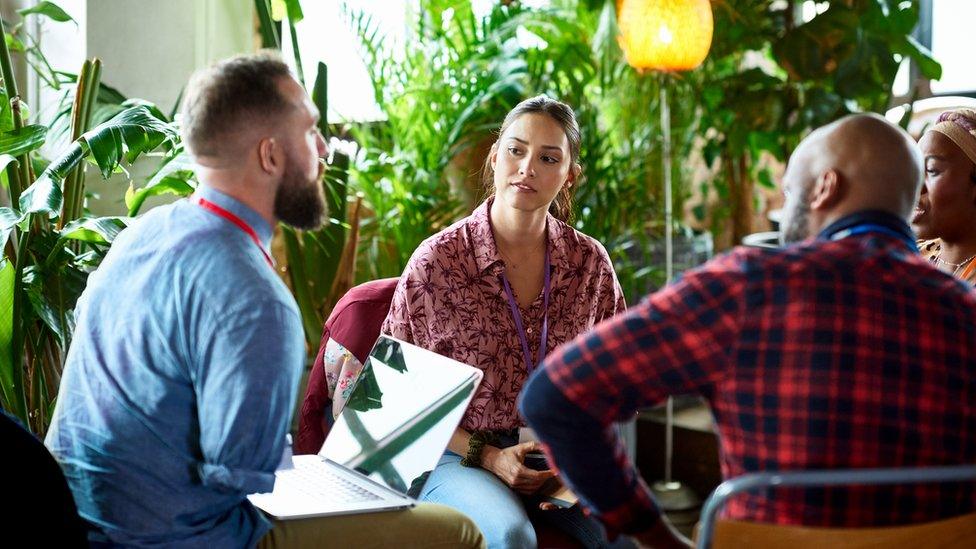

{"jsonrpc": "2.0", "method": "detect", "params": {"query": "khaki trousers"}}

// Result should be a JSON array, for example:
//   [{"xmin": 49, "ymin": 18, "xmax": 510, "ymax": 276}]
[{"xmin": 257, "ymin": 502, "xmax": 486, "ymax": 549}]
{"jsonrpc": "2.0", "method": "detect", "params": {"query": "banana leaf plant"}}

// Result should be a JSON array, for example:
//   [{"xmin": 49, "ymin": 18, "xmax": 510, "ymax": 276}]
[
  {"xmin": 254, "ymin": 0, "xmax": 361, "ymax": 351},
  {"xmin": 1, "ymin": 9, "xmax": 180, "ymax": 435}
]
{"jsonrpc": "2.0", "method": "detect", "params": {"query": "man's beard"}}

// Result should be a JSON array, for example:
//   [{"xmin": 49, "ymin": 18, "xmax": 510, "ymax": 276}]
[
  {"xmin": 780, "ymin": 186, "xmax": 811, "ymax": 245},
  {"xmin": 274, "ymin": 156, "xmax": 326, "ymax": 230}
]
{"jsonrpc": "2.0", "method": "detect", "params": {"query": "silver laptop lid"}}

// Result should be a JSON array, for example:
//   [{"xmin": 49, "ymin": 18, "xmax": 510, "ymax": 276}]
[{"xmin": 320, "ymin": 335, "xmax": 482, "ymax": 496}]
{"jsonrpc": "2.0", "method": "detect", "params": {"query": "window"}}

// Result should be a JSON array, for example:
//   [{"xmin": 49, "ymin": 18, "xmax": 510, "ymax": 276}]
[
  {"xmin": 282, "ymin": 1, "xmax": 408, "ymax": 122},
  {"xmin": 928, "ymin": 0, "xmax": 976, "ymax": 95}
]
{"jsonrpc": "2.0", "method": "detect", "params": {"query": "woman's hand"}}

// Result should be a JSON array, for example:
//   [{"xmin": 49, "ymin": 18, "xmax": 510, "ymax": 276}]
[{"xmin": 481, "ymin": 441, "xmax": 556, "ymax": 494}]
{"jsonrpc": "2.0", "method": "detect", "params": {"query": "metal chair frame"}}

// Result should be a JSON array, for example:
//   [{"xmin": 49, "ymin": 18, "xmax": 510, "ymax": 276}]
[{"xmin": 696, "ymin": 465, "xmax": 976, "ymax": 548}]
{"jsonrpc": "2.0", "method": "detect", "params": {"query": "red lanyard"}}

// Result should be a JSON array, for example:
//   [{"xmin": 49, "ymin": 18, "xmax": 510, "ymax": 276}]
[
  {"xmin": 193, "ymin": 196, "xmax": 274, "ymax": 268},
  {"xmin": 500, "ymin": 243, "xmax": 550, "ymax": 374}
]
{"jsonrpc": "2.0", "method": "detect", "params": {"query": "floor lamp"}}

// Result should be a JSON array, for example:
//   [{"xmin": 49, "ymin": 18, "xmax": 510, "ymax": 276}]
[{"xmin": 617, "ymin": 0, "xmax": 714, "ymax": 512}]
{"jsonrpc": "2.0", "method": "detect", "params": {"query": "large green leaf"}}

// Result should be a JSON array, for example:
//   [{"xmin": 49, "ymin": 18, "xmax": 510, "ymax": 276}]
[
  {"xmin": 18, "ymin": 1, "xmax": 75, "ymax": 24},
  {"xmin": 0, "ymin": 207, "xmax": 22, "ymax": 252},
  {"xmin": 18, "ymin": 172, "xmax": 63, "ymax": 216},
  {"xmin": 0, "ymin": 153, "xmax": 17, "ymax": 173},
  {"xmin": 126, "ymin": 149, "xmax": 197, "ymax": 215},
  {"xmin": 81, "ymin": 105, "xmax": 178, "ymax": 179},
  {"xmin": 20, "ymin": 105, "xmax": 172, "ymax": 219},
  {"xmin": 895, "ymin": 35, "xmax": 942, "ymax": 81},
  {"xmin": 0, "ymin": 260, "xmax": 25, "ymax": 421},
  {"xmin": 24, "ymin": 104, "xmax": 176, "ymax": 219},
  {"xmin": 125, "ymin": 176, "xmax": 194, "ymax": 217},
  {"xmin": 0, "ymin": 124, "xmax": 47, "ymax": 157},
  {"xmin": 58, "ymin": 216, "xmax": 130, "ymax": 245}
]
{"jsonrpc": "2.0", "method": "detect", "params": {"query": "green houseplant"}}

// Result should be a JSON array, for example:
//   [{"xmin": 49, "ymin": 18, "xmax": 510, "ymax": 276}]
[
  {"xmin": 691, "ymin": 0, "xmax": 941, "ymax": 245},
  {"xmin": 1, "ymin": 6, "xmax": 180, "ymax": 435},
  {"xmin": 343, "ymin": 0, "xmax": 701, "ymax": 296},
  {"xmin": 341, "ymin": 0, "xmax": 939, "ymax": 294}
]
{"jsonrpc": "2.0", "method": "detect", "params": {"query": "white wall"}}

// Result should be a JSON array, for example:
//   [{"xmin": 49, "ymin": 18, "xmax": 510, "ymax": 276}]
[
  {"xmin": 31, "ymin": 0, "xmax": 254, "ymax": 215},
  {"xmin": 85, "ymin": 0, "xmax": 252, "ymax": 113}
]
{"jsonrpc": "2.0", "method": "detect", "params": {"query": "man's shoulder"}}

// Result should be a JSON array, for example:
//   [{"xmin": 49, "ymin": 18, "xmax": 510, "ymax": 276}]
[
  {"xmin": 709, "ymin": 238, "xmax": 976, "ymax": 303},
  {"xmin": 119, "ymin": 201, "xmax": 298, "ymax": 316}
]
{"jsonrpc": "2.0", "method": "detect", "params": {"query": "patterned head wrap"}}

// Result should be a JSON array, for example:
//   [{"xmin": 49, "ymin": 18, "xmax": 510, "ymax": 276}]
[{"xmin": 928, "ymin": 108, "xmax": 976, "ymax": 168}]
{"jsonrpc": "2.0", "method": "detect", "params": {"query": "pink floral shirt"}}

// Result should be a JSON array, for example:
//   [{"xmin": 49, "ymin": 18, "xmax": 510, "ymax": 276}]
[{"xmin": 382, "ymin": 199, "xmax": 626, "ymax": 431}]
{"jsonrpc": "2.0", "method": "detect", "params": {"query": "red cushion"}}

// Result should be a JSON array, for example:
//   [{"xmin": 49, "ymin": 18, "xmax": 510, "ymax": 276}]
[{"xmin": 294, "ymin": 278, "xmax": 399, "ymax": 455}]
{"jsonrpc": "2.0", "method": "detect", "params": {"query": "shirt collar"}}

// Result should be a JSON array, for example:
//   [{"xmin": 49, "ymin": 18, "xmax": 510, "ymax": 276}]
[
  {"xmin": 470, "ymin": 198, "xmax": 569, "ymax": 275},
  {"xmin": 816, "ymin": 210, "xmax": 915, "ymax": 249},
  {"xmin": 193, "ymin": 185, "xmax": 274, "ymax": 248}
]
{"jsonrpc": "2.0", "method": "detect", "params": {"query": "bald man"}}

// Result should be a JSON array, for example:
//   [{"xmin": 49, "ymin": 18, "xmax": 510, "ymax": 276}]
[{"xmin": 521, "ymin": 114, "xmax": 976, "ymax": 547}]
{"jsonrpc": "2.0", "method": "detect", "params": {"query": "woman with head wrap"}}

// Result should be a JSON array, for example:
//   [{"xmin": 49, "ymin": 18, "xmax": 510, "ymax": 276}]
[{"xmin": 913, "ymin": 109, "xmax": 976, "ymax": 284}]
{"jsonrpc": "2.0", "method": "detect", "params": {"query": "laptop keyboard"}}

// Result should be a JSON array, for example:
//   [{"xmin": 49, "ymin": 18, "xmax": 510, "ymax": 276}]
[{"xmin": 278, "ymin": 460, "xmax": 385, "ymax": 504}]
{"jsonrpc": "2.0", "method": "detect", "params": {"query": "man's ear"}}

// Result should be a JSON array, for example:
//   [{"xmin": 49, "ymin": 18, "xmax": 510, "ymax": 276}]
[
  {"xmin": 809, "ymin": 169, "xmax": 842, "ymax": 211},
  {"xmin": 257, "ymin": 137, "xmax": 280, "ymax": 175}
]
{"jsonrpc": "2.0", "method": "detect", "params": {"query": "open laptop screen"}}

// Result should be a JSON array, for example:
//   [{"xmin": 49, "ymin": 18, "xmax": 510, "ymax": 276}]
[{"xmin": 320, "ymin": 336, "xmax": 480, "ymax": 496}]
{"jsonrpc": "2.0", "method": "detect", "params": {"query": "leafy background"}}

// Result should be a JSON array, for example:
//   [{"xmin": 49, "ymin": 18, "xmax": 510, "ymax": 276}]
[{"xmin": 0, "ymin": 0, "xmax": 939, "ymax": 435}]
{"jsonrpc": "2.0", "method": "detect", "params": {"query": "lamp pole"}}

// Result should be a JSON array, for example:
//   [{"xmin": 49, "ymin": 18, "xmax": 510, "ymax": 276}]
[
  {"xmin": 652, "ymin": 73, "xmax": 697, "ymax": 513},
  {"xmin": 660, "ymin": 77, "xmax": 673, "ymax": 282},
  {"xmin": 617, "ymin": 0, "xmax": 714, "ymax": 516}
]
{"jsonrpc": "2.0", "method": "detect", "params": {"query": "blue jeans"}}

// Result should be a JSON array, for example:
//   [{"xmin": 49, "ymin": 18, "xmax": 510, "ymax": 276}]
[{"xmin": 419, "ymin": 448, "xmax": 632, "ymax": 549}]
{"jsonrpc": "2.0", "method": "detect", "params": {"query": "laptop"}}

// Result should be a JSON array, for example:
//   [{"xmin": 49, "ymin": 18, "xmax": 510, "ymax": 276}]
[{"xmin": 248, "ymin": 335, "xmax": 483, "ymax": 519}]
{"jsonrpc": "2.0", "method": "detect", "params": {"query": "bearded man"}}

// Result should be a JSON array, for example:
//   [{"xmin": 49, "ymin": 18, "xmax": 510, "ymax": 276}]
[{"xmin": 46, "ymin": 52, "xmax": 483, "ymax": 549}]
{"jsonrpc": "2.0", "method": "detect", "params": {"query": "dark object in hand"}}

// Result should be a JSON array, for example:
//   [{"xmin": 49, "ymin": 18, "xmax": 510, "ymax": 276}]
[{"xmin": 524, "ymin": 452, "xmax": 549, "ymax": 471}]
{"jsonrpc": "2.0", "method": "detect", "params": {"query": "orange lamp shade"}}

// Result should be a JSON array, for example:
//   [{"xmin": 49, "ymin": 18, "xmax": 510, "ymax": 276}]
[{"xmin": 618, "ymin": 0, "xmax": 714, "ymax": 71}]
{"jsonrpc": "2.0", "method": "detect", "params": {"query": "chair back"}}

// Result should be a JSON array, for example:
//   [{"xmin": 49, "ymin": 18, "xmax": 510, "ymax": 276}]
[
  {"xmin": 295, "ymin": 277, "xmax": 399, "ymax": 455},
  {"xmin": 705, "ymin": 512, "xmax": 976, "ymax": 548},
  {"xmin": 1, "ymin": 411, "xmax": 88, "ymax": 546},
  {"xmin": 695, "ymin": 465, "xmax": 976, "ymax": 549}
]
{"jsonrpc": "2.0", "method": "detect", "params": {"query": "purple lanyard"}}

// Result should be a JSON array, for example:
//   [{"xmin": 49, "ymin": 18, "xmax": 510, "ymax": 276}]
[{"xmin": 500, "ymin": 243, "xmax": 551, "ymax": 374}]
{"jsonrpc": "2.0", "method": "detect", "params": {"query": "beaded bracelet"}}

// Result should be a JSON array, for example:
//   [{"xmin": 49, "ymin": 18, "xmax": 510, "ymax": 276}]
[{"xmin": 460, "ymin": 430, "xmax": 500, "ymax": 467}]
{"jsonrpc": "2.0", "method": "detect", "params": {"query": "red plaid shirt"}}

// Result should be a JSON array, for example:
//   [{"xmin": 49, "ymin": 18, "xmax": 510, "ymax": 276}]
[{"xmin": 521, "ymin": 212, "xmax": 976, "ymax": 534}]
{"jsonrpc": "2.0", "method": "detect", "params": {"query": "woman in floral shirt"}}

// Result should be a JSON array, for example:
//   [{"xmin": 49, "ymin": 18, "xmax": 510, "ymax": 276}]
[{"xmin": 382, "ymin": 96, "xmax": 626, "ymax": 548}]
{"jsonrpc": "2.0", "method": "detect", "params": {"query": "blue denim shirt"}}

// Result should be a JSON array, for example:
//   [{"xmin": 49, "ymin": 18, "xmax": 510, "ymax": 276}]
[{"xmin": 46, "ymin": 185, "xmax": 304, "ymax": 548}]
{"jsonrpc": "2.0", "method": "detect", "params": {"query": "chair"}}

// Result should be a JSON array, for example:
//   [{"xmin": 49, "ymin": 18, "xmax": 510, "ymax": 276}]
[
  {"xmin": 695, "ymin": 465, "xmax": 976, "ymax": 548},
  {"xmin": 294, "ymin": 277, "xmax": 581, "ymax": 548},
  {"xmin": 296, "ymin": 277, "xmax": 400, "ymax": 455},
  {"xmin": 1, "ymin": 411, "xmax": 88, "ymax": 547}
]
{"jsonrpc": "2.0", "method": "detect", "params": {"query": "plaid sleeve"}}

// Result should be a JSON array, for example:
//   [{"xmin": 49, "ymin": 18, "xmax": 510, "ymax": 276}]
[
  {"xmin": 521, "ymin": 371, "xmax": 661, "ymax": 535},
  {"xmin": 548, "ymin": 251, "xmax": 746, "ymax": 423},
  {"xmin": 525, "ymin": 252, "xmax": 747, "ymax": 533}
]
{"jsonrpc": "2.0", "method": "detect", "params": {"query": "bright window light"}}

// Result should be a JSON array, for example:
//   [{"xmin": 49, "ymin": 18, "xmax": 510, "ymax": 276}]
[
  {"xmin": 282, "ymin": 1, "xmax": 407, "ymax": 122},
  {"xmin": 930, "ymin": 0, "xmax": 976, "ymax": 94}
]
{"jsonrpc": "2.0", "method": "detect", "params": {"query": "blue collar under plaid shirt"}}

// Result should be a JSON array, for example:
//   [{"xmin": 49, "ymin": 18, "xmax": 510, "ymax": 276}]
[{"xmin": 520, "ymin": 210, "xmax": 976, "ymax": 536}]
